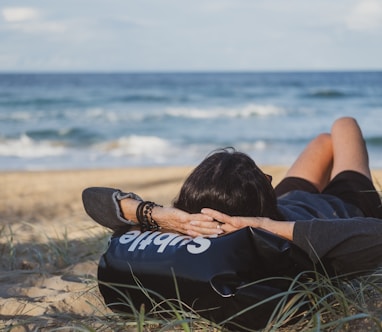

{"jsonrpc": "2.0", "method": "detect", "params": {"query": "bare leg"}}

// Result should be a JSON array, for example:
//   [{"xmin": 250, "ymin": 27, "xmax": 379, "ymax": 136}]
[
  {"xmin": 330, "ymin": 117, "xmax": 372, "ymax": 180},
  {"xmin": 284, "ymin": 133, "xmax": 333, "ymax": 192}
]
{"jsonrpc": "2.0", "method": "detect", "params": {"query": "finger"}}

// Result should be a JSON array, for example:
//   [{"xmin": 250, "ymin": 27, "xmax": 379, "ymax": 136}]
[
  {"xmin": 186, "ymin": 229, "xmax": 202, "ymax": 237},
  {"xmin": 190, "ymin": 220, "xmax": 221, "ymax": 229},
  {"xmin": 187, "ymin": 222, "xmax": 223, "ymax": 236},
  {"xmin": 186, "ymin": 229, "xmax": 220, "ymax": 237},
  {"xmin": 190, "ymin": 213, "xmax": 214, "ymax": 222},
  {"xmin": 201, "ymin": 208, "xmax": 230, "ymax": 223},
  {"xmin": 190, "ymin": 225, "xmax": 223, "ymax": 235},
  {"xmin": 187, "ymin": 222, "xmax": 237, "ymax": 236},
  {"xmin": 219, "ymin": 223, "xmax": 237, "ymax": 233}
]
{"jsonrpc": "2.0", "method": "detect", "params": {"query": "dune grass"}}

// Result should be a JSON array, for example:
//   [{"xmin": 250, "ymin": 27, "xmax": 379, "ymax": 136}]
[{"xmin": 1, "ymin": 223, "xmax": 381, "ymax": 332}]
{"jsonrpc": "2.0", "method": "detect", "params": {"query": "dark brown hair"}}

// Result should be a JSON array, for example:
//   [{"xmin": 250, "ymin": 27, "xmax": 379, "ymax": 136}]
[{"xmin": 173, "ymin": 148, "xmax": 283, "ymax": 219}]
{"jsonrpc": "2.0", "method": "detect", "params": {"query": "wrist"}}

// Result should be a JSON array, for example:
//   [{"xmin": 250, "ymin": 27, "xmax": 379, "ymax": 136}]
[
  {"xmin": 120, "ymin": 198, "xmax": 141, "ymax": 222},
  {"xmin": 152, "ymin": 205, "xmax": 169, "ymax": 228},
  {"xmin": 256, "ymin": 217, "xmax": 272, "ymax": 230},
  {"xmin": 135, "ymin": 201, "xmax": 162, "ymax": 231},
  {"xmin": 151, "ymin": 205, "xmax": 161, "ymax": 221}
]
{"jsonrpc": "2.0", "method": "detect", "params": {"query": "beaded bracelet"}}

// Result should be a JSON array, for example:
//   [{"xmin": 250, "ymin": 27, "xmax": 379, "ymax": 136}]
[{"xmin": 136, "ymin": 201, "xmax": 162, "ymax": 231}]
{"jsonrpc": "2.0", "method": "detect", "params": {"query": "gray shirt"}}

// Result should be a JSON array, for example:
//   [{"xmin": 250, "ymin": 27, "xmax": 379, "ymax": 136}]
[{"xmin": 278, "ymin": 190, "xmax": 382, "ymax": 274}]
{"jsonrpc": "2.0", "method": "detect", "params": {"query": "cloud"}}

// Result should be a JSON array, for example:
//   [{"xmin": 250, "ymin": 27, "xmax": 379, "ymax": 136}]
[
  {"xmin": 0, "ymin": 0, "xmax": 381, "ymax": 71},
  {"xmin": 2, "ymin": 7, "xmax": 40, "ymax": 22},
  {"xmin": 346, "ymin": 0, "xmax": 382, "ymax": 31},
  {"xmin": 11, "ymin": 21, "xmax": 67, "ymax": 34},
  {"xmin": 1, "ymin": 6, "xmax": 67, "ymax": 34}
]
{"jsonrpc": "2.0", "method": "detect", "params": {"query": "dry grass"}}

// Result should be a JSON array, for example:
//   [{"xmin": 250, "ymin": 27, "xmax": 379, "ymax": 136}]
[
  {"xmin": 1, "ymin": 167, "xmax": 381, "ymax": 331},
  {"xmin": 1, "ymin": 223, "xmax": 381, "ymax": 332}
]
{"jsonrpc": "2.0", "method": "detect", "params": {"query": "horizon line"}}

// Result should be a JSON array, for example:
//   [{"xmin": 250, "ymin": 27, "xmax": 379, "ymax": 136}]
[{"xmin": 1, "ymin": 69, "xmax": 382, "ymax": 75}]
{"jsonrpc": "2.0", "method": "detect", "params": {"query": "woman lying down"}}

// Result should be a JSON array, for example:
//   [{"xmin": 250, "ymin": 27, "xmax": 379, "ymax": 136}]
[{"xmin": 83, "ymin": 117, "xmax": 382, "ymax": 276}]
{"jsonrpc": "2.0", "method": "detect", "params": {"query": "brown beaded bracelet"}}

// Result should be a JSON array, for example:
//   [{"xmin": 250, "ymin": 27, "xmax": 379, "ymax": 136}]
[{"xmin": 136, "ymin": 201, "xmax": 162, "ymax": 231}]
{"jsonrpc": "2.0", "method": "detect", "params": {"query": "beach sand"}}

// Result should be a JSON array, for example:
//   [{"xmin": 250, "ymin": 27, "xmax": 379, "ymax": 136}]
[{"xmin": 1, "ymin": 166, "xmax": 381, "ymax": 330}]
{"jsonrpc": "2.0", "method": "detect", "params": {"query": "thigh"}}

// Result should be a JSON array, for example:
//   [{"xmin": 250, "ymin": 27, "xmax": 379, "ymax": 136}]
[
  {"xmin": 330, "ymin": 117, "xmax": 372, "ymax": 180},
  {"xmin": 322, "ymin": 170, "xmax": 382, "ymax": 218},
  {"xmin": 284, "ymin": 133, "xmax": 333, "ymax": 192}
]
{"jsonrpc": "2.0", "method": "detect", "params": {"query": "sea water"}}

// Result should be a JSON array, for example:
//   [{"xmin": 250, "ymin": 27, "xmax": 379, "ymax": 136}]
[{"xmin": 0, "ymin": 72, "xmax": 381, "ymax": 171}]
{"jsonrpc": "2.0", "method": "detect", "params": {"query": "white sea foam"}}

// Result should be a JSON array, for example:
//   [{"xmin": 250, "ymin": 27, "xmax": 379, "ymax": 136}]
[
  {"xmin": 165, "ymin": 103, "xmax": 284, "ymax": 119},
  {"xmin": 83, "ymin": 107, "xmax": 146, "ymax": 123},
  {"xmin": 96, "ymin": 135, "xmax": 174, "ymax": 162},
  {"xmin": 0, "ymin": 134, "xmax": 66, "ymax": 158},
  {"xmin": 0, "ymin": 111, "xmax": 34, "ymax": 122},
  {"xmin": 84, "ymin": 108, "xmax": 106, "ymax": 118},
  {"xmin": 1, "ymin": 72, "xmax": 381, "ymax": 170},
  {"xmin": 238, "ymin": 140, "xmax": 268, "ymax": 151}
]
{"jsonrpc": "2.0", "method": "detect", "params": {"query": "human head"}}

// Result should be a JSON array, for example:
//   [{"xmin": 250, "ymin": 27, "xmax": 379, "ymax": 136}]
[{"xmin": 173, "ymin": 148, "xmax": 281, "ymax": 219}]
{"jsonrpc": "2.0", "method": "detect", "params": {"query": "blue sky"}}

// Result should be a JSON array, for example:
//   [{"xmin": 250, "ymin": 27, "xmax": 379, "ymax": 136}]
[{"xmin": 1, "ymin": 0, "xmax": 382, "ymax": 72}]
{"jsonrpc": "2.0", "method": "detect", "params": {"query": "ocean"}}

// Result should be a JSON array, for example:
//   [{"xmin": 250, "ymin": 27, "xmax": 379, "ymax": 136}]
[{"xmin": 0, "ymin": 72, "xmax": 381, "ymax": 171}]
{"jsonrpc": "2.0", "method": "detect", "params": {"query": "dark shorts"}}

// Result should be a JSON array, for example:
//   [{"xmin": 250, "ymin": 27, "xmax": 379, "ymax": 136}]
[{"xmin": 275, "ymin": 170, "xmax": 382, "ymax": 218}]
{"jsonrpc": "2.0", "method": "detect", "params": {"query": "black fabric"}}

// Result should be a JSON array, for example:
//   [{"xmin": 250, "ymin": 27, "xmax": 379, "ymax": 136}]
[
  {"xmin": 82, "ymin": 187, "xmax": 132, "ymax": 230},
  {"xmin": 293, "ymin": 217, "xmax": 382, "ymax": 274},
  {"xmin": 278, "ymin": 190, "xmax": 362, "ymax": 221},
  {"xmin": 275, "ymin": 177, "xmax": 319, "ymax": 196},
  {"xmin": 97, "ymin": 227, "xmax": 312, "ymax": 330},
  {"xmin": 275, "ymin": 171, "xmax": 382, "ymax": 218},
  {"xmin": 322, "ymin": 171, "xmax": 382, "ymax": 218}
]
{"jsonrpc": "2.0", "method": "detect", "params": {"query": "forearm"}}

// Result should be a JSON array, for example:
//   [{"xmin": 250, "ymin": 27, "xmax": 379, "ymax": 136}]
[
  {"xmin": 199, "ymin": 208, "xmax": 295, "ymax": 240},
  {"xmin": 119, "ymin": 198, "xmax": 140, "ymax": 222},
  {"xmin": 257, "ymin": 218, "xmax": 295, "ymax": 241},
  {"xmin": 119, "ymin": 198, "xmax": 214, "ymax": 234},
  {"xmin": 119, "ymin": 198, "xmax": 177, "ymax": 229},
  {"xmin": 119, "ymin": 198, "xmax": 174, "ymax": 229}
]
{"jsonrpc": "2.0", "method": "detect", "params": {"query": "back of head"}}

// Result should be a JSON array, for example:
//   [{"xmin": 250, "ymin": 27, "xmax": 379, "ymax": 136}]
[{"xmin": 173, "ymin": 148, "xmax": 281, "ymax": 219}]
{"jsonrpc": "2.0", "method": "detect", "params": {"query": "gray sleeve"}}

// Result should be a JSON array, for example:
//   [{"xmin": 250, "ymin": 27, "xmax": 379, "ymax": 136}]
[
  {"xmin": 293, "ymin": 218, "xmax": 382, "ymax": 274},
  {"xmin": 82, "ymin": 187, "xmax": 143, "ymax": 229},
  {"xmin": 113, "ymin": 191, "xmax": 143, "ymax": 224}
]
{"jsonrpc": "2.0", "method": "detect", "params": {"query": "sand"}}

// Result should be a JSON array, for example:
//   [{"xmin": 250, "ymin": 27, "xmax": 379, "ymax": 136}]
[{"xmin": 1, "ymin": 166, "xmax": 381, "ymax": 330}]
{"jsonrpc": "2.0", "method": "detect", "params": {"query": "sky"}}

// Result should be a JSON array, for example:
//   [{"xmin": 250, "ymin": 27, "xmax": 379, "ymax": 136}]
[{"xmin": 0, "ymin": 0, "xmax": 382, "ymax": 72}]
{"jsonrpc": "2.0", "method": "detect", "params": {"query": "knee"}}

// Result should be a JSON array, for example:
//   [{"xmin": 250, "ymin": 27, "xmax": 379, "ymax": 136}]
[
  {"xmin": 314, "ymin": 133, "xmax": 332, "ymax": 149},
  {"xmin": 331, "ymin": 116, "xmax": 358, "ymax": 132}
]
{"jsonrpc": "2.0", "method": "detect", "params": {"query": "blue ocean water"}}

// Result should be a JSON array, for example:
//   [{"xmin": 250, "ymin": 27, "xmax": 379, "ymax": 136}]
[{"xmin": 0, "ymin": 72, "xmax": 381, "ymax": 171}]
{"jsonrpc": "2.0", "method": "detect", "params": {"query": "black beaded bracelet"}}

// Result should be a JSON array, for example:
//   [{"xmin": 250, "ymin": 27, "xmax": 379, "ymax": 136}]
[{"xmin": 136, "ymin": 201, "xmax": 162, "ymax": 231}]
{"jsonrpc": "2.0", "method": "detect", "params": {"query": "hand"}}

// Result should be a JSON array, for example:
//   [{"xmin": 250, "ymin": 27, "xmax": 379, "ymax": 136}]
[
  {"xmin": 199, "ymin": 208, "xmax": 264, "ymax": 233},
  {"xmin": 181, "ymin": 208, "xmax": 264, "ymax": 237},
  {"xmin": 153, "ymin": 206, "xmax": 220, "ymax": 236},
  {"xmin": 201, "ymin": 208, "xmax": 295, "ymax": 241}
]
